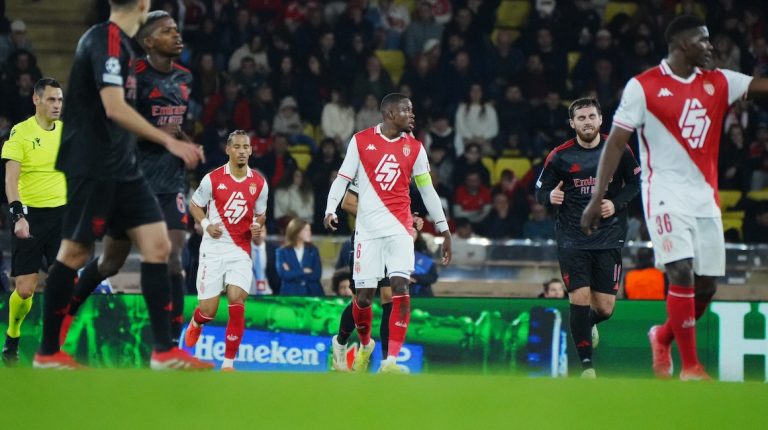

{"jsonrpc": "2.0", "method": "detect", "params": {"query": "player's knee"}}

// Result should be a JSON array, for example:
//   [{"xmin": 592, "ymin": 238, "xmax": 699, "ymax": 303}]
[
  {"xmin": 665, "ymin": 259, "xmax": 694, "ymax": 285},
  {"xmin": 695, "ymin": 278, "xmax": 717, "ymax": 299},
  {"xmin": 595, "ymin": 307, "xmax": 613, "ymax": 321},
  {"xmin": 144, "ymin": 237, "xmax": 172, "ymax": 263},
  {"xmin": 14, "ymin": 277, "xmax": 36, "ymax": 298},
  {"xmin": 355, "ymin": 295, "xmax": 373, "ymax": 308},
  {"xmin": 167, "ymin": 252, "xmax": 183, "ymax": 275},
  {"xmin": 98, "ymin": 258, "xmax": 123, "ymax": 278}
]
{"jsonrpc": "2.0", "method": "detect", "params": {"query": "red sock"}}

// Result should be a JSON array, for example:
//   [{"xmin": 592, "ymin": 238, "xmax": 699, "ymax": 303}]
[
  {"xmin": 193, "ymin": 307, "xmax": 213, "ymax": 326},
  {"xmin": 667, "ymin": 285, "xmax": 700, "ymax": 369},
  {"xmin": 658, "ymin": 291, "xmax": 714, "ymax": 344},
  {"xmin": 352, "ymin": 299, "xmax": 372, "ymax": 346},
  {"xmin": 387, "ymin": 295, "xmax": 411, "ymax": 359},
  {"xmin": 657, "ymin": 320, "xmax": 674, "ymax": 345},
  {"xmin": 225, "ymin": 304, "xmax": 245, "ymax": 360}
]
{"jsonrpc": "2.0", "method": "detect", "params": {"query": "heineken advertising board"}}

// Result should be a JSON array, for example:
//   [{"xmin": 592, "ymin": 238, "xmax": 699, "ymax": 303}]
[{"xmin": 0, "ymin": 295, "xmax": 765, "ymax": 381}]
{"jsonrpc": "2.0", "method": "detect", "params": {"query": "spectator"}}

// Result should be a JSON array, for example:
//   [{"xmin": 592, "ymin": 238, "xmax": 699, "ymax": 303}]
[
  {"xmin": 480, "ymin": 192, "xmax": 525, "ymax": 239},
  {"xmin": 487, "ymin": 29, "xmax": 525, "ymax": 95},
  {"xmin": 315, "ymin": 29, "xmax": 343, "ymax": 76},
  {"xmin": 452, "ymin": 142, "xmax": 490, "ymax": 187},
  {"xmin": 191, "ymin": 18, "xmax": 220, "ymax": 63},
  {"xmin": 228, "ymin": 33, "xmax": 270, "ymax": 74},
  {"xmin": 531, "ymin": 27, "xmax": 567, "ymax": 94},
  {"xmin": 351, "ymin": 55, "xmax": 394, "ymax": 106},
  {"xmin": 497, "ymin": 84, "xmax": 531, "ymax": 140},
  {"xmin": 441, "ymin": 49, "xmax": 478, "ymax": 108},
  {"xmin": 749, "ymin": 123, "xmax": 768, "ymax": 190},
  {"xmin": 400, "ymin": 51, "xmax": 443, "ymax": 114},
  {"xmin": 403, "ymin": 1, "xmax": 444, "ymax": 60},
  {"xmin": 355, "ymin": 93, "xmax": 381, "ymax": 131},
  {"xmin": 293, "ymin": 8, "xmax": 327, "ymax": 60},
  {"xmin": 191, "ymin": 52, "xmax": 224, "ymax": 105},
  {"xmin": 335, "ymin": 7, "xmax": 374, "ymax": 53},
  {"xmin": 523, "ymin": 202, "xmax": 555, "ymax": 240},
  {"xmin": 250, "ymin": 223, "xmax": 279, "ymax": 295},
  {"xmin": 496, "ymin": 132, "xmax": 530, "ymax": 158},
  {"xmin": 0, "ymin": 19, "xmax": 32, "ymax": 66},
  {"xmin": 249, "ymin": 118, "xmax": 273, "ymax": 159},
  {"xmin": 424, "ymin": 110, "xmax": 456, "ymax": 155},
  {"xmin": 219, "ymin": 7, "xmax": 256, "ymax": 56},
  {"xmin": 5, "ymin": 72, "xmax": 34, "ymax": 124},
  {"xmin": 272, "ymin": 95, "xmax": 304, "ymax": 137},
  {"xmin": 253, "ymin": 133, "xmax": 297, "ymax": 188},
  {"xmin": 624, "ymin": 248, "xmax": 666, "ymax": 300},
  {"xmin": 337, "ymin": 32, "xmax": 372, "ymax": 85},
  {"xmin": 518, "ymin": 53, "xmax": 551, "ymax": 103},
  {"xmin": 538, "ymin": 278, "xmax": 566, "ymax": 299},
  {"xmin": 411, "ymin": 232, "xmax": 438, "ymax": 297},
  {"xmin": 250, "ymin": 82, "xmax": 277, "ymax": 127},
  {"xmin": 276, "ymin": 218, "xmax": 324, "ymax": 296},
  {"xmin": 454, "ymin": 83, "xmax": 499, "ymax": 157},
  {"xmin": 531, "ymin": 91, "xmax": 570, "ymax": 157},
  {"xmin": 306, "ymin": 138, "xmax": 341, "ymax": 229},
  {"xmin": 453, "ymin": 171, "xmax": 492, "ymax": 228},
  {"xmin": 201, "ymin": 80, "xmax": 251, "ymax": 130},
  {"xmin": 269, "ymin": 55, "xmax": 298, "ymax": 101},
  {"xmin": 624, "ymin": 37, "xmax": 658, "ymax": 78},
  {"xmin": 231, "ymin": 56, "xmax": 264, "ymax": 97},
  {"xmin": 427, "ymin": 145, "xmax": 454, "ymax": 193},
  {"xmin": 430, "ymin": 0, "xmax": 452, "ymax": 25},
  {"xmin": 331, "ymin": 268, "xmax": 353, "ymax": 297},
  {"xmin": 284, "ymin": 0, "xmax": 319, "ymax": 32},
  {"xmin": 320, "ymin": 87, "xmax": 355, "ymax": 147},
  {"xmin": 274, "ymin": 169, "xmax": 314, "ymax": 233},
  {"xmin": 572, "ymin": 28, "xmax": 624, "ymax": 92},
  {"xmin": 296, "ymin": 54, "xmax": 331, "ymax": 126},
  {"xmin": 200, "ymin": 109, "xmax": 232, "ymax": 171},
  {"xmin": 441, "ymin": 7, "xmax": 481, "ymax": 56},
  {"xmin": 579, "ymin": 58, "xmax": 623, "ymax": 111},
  {"xmin": 454, "ymin": 217, "xmax": 478, "ymax": 239},
  {"xmin": 368, "ymin": 0, "xmax": 410, "ymax": 49},
  {"xmin": 719, "ymin": 124, "xmax": 750, "ymax": 191}
]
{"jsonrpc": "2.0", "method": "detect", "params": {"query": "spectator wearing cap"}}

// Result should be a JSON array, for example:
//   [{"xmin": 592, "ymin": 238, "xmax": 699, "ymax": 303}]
[
  {"xmin": 0, "ymin": 19, "xmax": 32, "ymax": 66},
  {"xmin": 403, "ymin": 1, "xmax": 444, "ymax": 60}
]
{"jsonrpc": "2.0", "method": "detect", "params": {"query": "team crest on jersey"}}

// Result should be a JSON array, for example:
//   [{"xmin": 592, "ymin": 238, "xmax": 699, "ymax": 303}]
[
  {"xmin": 249, "ymin": 183, "xmax": 257, "ymax": 195},
  {"xmin": 402, "ymin": 144, "xmax": 411, "ymax": 157},
  {"xmin": 703, "ymin": 82, "xmax": 714, "ymax": 96}
]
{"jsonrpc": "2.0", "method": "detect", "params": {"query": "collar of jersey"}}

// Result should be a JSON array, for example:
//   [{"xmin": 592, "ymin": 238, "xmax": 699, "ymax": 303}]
[
  {"xmin": 659, "ymin": 59, "xmax": 702, "ymax": 84},
  {"xmin": 224, "ymin": 163, "xmax": 252, "ymax": 182},
  {"xmin": 374, "ymin": 123, "xmax": 405, "ymax": 143}
]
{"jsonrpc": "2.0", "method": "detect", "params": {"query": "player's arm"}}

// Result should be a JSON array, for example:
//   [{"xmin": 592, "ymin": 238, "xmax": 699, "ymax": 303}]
[
  {"xmin": 535, "ymin": 154, "xmax": 564, "ymax": 207},
  {"xmin": 604, "ymin": 146, "xmax": 641, "ymax": 217},
  {"xmin": 99, "ymin": 87, "xmax": 202, "ymax": 168},
  {"xmin": 324, "ymin": 137, "xmax": 359, "ymax": 230},
  {"xmin": 413, "ymin": 146, "xmax": 452, "ymax": 265},
  {"xmin": 2, "ymin": 130, "xmax": 30, "ymax": 238},
  {"xmin": 250, "ymin": 181, "xmax": 269, "ymax": 237},
  {"xmin": 746, "ymin": 77, "xmax": 768, "ymax": 96},
  {"xmin": 341, "ymin": 189, "xmax": 358, "ymax": 216},
  {"xmin": 189, "ymin": 175, "xmax": 222, "ymax": 238}
]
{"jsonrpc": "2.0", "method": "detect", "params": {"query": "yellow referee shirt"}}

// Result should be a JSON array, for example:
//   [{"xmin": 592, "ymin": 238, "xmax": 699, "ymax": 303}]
[{"xmin": 1, "ymin": 116, "xmax": 66, "ymax": 208}]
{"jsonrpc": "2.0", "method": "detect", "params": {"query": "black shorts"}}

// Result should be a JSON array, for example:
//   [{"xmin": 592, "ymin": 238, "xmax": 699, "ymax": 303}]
[
  {"xmin": 62, "ymin": 177, "xmax": 164, "ymax": 243},
  {"xmin": 557, "ymin": 247, "xmax": 622, "ymax": 295},
  {"xmin": 157, "ymin": 192, "xmax": 188, "ymax": 231},
  {"xmin": 11, "ymin": 206, "xmax": 64, "ymax": 276}
]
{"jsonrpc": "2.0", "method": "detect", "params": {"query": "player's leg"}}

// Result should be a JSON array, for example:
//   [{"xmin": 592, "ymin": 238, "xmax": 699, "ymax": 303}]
[
  {"xmin": 185, "ymin": 255, "xmax": 225, "ymax": 348},
  {"xmin": 350, "ymin": 237, "xmax": 383, "ymax": 372},
  {"xmin": 61, "ymin": 235, "xmax": 131, "ymax": 345},
  {"xmin": 221, "ymin": 262, "xmax": 251, "ymax": 371},
  {"xmin": 378, "ymin": 283, "xmax": 392, "ymax": 359},
  {"xmin": 167, "ymin": 229, "xmax": 187, "ymax": 345},
  {"xmin": 691, "ymin": 217, "xmax": 724, "ymax": 321},
  {"xmin": 379, "ymin": 235, "xmax": 415, "ymax": 373},
  {"xmin": 559, "ymin": 248, "xmax": 595, "ymax": 376},
  {"xmin": 332, "ymin": 241, "xmax": 357, "ymax": 371},
  {"xmin": 588, "ymin": 249, "xmax": 621, "ymax": 349}
]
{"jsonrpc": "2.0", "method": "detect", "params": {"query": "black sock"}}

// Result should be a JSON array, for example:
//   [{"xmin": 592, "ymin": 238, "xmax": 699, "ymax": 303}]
[
  {"xmin": 570, "ymin": 304, "xmax": 593, "ymax": 370},
  {"xmin": 141, "ymin": 263, "xmax": 174, "ymax": 352},
  {"xmin": 169, "ymin": 273, "xmax": 185, "ymax": 343},
  {"xmin": 40, "ymin": 262, "xmax": 77, "ymax": 355},
  {"xmin": 589, "ymin": 308, "xmax": 612, "ymax": 326},
  {"xmin": 337, "ymin": 302, "xmax": 354, "ymax": 344},
  {"xmin": 68, "ymin": 258, "xmax": 105, "ymax": 316},
  {"xmin": 380, "ymin": 302, "xmax": 392, "ymax": 359}
]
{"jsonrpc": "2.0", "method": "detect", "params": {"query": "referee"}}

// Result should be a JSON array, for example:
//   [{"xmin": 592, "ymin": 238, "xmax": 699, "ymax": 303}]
[
  {"xmin": 535, "ymin": 98, "xmax": 640, "ymax": 378},
  {"xmin": 2, "ymin": 77, "xmax": 65, "ymax": 366}
]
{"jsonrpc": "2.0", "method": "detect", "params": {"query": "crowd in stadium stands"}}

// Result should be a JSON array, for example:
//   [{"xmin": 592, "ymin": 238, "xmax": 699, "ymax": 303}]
[{"xmin": 0, "ymin": 0, "xmax": 767, "ymax": 245}]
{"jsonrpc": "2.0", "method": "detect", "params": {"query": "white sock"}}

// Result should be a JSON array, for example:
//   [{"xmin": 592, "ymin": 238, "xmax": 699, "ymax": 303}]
[{"xmin": 222, "ymin": 358, "xmax": 234, "ymax": 368}]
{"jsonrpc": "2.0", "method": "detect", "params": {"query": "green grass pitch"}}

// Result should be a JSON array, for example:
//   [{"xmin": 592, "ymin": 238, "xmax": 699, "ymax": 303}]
[{"xmin": 0, "ymin": 369, "xmax": 765, "ymax": 429}]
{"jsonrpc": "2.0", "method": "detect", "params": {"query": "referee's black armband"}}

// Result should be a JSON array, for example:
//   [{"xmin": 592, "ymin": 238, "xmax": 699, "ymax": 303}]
[{"xmin": 9, "ymin": 201, "xmax": 26, "ymax": 222}]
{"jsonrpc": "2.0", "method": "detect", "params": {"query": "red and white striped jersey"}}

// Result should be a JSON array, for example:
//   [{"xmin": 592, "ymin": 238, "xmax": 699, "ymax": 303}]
[
  {"xmin": 191, "ymin": 164, "xmax": 268, "ymax": 258},
  {"xmin": 337, "ymin": 124, "xmax": 430, "ymax": 239},
  {"xmin": 612, "ymin": 60, "xmax": 752, "ymax": 218}
]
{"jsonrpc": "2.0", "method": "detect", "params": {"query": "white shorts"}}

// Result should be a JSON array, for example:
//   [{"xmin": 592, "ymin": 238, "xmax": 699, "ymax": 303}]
[
  {"xmin": 196, "ymin": 255, "xmax": 252, "ymax": 300},
  {"xmin": 352, "ymin": 234, "xmax": 414, "ymax": 288},
  {"xmin": 646, "ymin": 213, "xmax": 725, "ymax": 276}
]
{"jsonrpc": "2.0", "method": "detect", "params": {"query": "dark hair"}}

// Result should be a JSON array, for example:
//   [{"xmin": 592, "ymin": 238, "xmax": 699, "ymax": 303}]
[
  {"xmin": 136, "ymin": 10, "xmax": 172, "ymax": 46},
  {"xmin": 34, "ymin": 77, "xmax": 61, "ymax": 97},
  {"xmin": 331, "ymin": 268, "xmax": 352, "ymax": 295},
  {"xmin": 380, "ymin": 93, "xmax": 409, "ymax": 113},
  {"xmin": 463, "ymin": 83, "xmax": 487, "ymax": 117},
  {"xmin": 568, "ymin": 97, "xmax": 602, "ymax": 119},
  {"xmin": 226, "ymin": 129, "xmax": 249, "ymax": 145},
  {"xmin": 664, "ymin": 15, "xmax": 706, "ymax": 45},
  {"xmin": 542, "ymin": 278, "xmax": 563, "ymax": 293}
]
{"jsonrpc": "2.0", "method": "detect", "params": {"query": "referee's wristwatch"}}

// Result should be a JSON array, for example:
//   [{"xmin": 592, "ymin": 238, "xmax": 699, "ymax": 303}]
[{"xmin": 9, "ymin": 201, "xmax": 27, "ymax": 222}]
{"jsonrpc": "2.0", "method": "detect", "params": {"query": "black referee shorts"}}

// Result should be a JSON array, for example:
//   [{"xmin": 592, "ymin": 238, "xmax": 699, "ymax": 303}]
[
  {"xmin": 157, "ymin": 192, "xmax": 188, "ymax": 231},
  {"xmin": 11, "ymin": 206, "xmax": 65, "ymax": 276},
  {"xmin": 62, "ymin": 176, "xmax": 164, "ymax": 244},
  {"xmin": 557, "ymin": 247, "xmax": 622, "ymax": 295}
]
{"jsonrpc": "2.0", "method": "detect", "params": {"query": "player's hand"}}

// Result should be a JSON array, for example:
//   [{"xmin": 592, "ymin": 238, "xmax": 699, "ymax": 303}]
[
  {"xmin": 601, "ymin": 199, "xmax": 615, "ymax": 218},
  {"xmin": 14, "ymin": 217, "xmax": 31, "ymax": 239},
  {"xmin": 206, "ymin": 223, "xmax": 224, "ymax": 239},
  {"xmin": 412, "ymin": 213, "xmax": 424, "ymax": 231},
  {"xmin": 440, "ymin": 231, "xmax": 452, "ymax": 266},
  {"xmin": 550, "ymin": 181, "xmax": 565, "ymax": 205},
  {"xmin": 250, "ymin": 222, "xmax": 262, "ymax": 238},
  {"xmin": 167, "ymin": 138, "xmax": 204, "ymax": 170},
  {"xmin": 324, "ymin": 213, "xmax": 338, "ymax": 231},
  {"xmin": 581, "ymin": 198, "xmax": 602, "ymax": 235},
  {"xmin": 303, "ymin": 268, "xmax": 313, "ymax": 274},
  {"xmin": 159, "ymin": 123, "xmax": 182, "ymax": 138}
]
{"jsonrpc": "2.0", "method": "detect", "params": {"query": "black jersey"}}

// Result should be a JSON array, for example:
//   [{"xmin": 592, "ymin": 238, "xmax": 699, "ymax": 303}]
[
  {"xmin": 57, "ymin": 22, "xmax": 140, "ymax": 181},
  {"xmin": 135, "ymin": 58, "xmax": 193, "ymax": 194},
  {"xmin": 535, "ymin": 137, "xmax": 640, "ymax": 249}
]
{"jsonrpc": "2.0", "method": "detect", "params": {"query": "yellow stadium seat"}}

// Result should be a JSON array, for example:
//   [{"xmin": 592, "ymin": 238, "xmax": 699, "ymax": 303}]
[
  {"xmin": 375, "ymin": 50, "xmax": 406, "ymax": 85},
  {"xmin": 394, "ymin": 0, "xmax": 416, "ymax": 13},
  {"xmin": 718, "ymin": 190, "xmax": 742, "ymax": 210},
  {"xmin": 494, "ymin": 157, "xmax": 531, "ymax": 184},
  {"xmin": 491, "ymin": 28, "xmax": 521, "ymax": 45},
  {"xmin": 496, "ymin": 1, "xmax": 530, "ymax": 28},
  {"xmin": 721, "ymin": 217, "xmax": 743, "ymax": 240},
  {"xmin": 293, "ymin": 152, "xmax": 312, "ymax": 171},
  {"xmin": 722, "ymin": 211, "xmax": 744, "ymax": 220},
  {"xmin": 481, "ymin": 156, "xmax": 495, "ymax": 183},
  {"xmin": 604, "ymin": 1, "xmax": 638, "ymax": 23},
  {"xmin": 567, "ymin": 51, "xmax": 581, "ymax": 74},
  {"xmin": 747, "ymin": 189, "xmax": 768, "ymax": 201}
]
